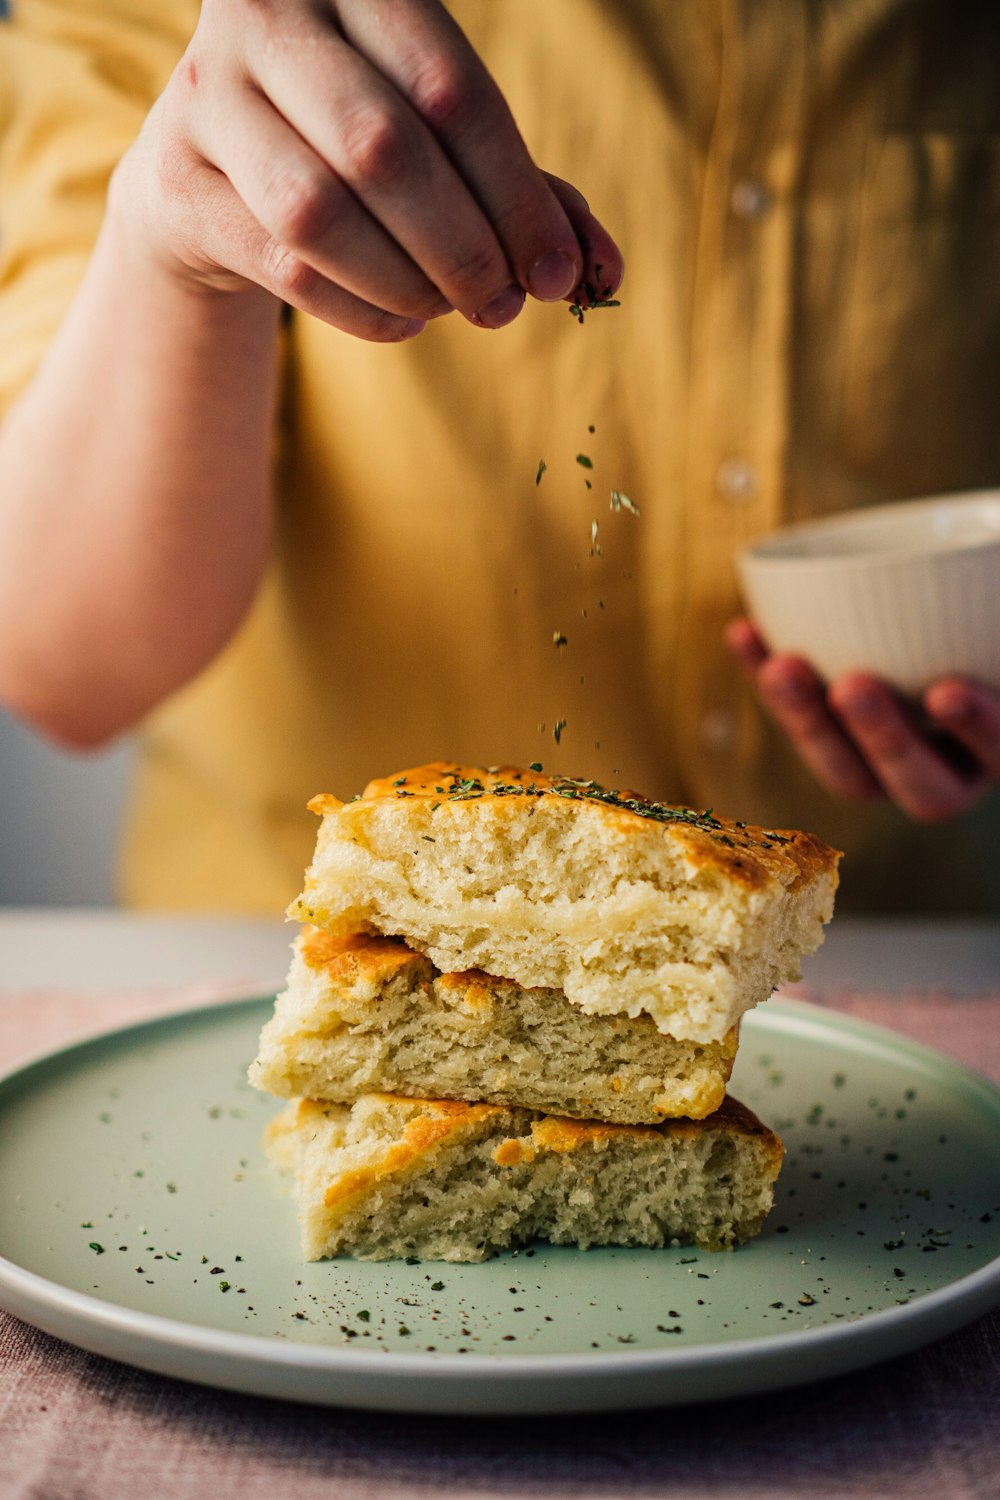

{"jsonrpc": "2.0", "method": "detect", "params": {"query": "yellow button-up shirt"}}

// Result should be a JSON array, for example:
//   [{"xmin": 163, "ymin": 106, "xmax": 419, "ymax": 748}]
[{"xmin": 2, "ymin": 0, "xmax": 999, "ymax": 912}]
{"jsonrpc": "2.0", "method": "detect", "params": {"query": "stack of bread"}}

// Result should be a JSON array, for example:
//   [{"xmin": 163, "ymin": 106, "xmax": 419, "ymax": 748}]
[{"xmin": 251, "ymin": 763, "xmax": 840, "ymax": 1263}]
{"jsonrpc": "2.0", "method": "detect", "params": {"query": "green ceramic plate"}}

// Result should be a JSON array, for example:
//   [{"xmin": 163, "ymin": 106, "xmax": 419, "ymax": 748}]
[{"xmin": 0, "ymin": 996, "xmax": 998, "ymax": 1414}]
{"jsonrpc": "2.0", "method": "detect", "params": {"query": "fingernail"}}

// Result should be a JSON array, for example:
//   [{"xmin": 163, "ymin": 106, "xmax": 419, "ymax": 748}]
[
  {"xmin": 928, "ymin": 685, "xmax": 975, "ymax": 724},
  {"xmin": 473, "ymin": 285, "xmax": 525, "ymax": 329},
  {"xmin": 527, "ymin": 249, "xmax": 578, "ymax": 301},
  {"xmin": 398, "ymin": 318, "xmax": 427, "ymax": 340}
]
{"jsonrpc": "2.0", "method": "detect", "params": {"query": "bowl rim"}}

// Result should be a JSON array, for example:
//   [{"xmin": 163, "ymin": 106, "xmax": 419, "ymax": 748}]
[{"xmin": 738, "ymin": 488, "xmax": 1000, "ymax": 569}]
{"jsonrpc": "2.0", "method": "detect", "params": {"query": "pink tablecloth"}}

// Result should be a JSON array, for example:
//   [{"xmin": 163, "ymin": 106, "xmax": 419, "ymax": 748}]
[{"xmin": 1, "ymin": 982, "xmax": 998, "ymax": 1500}]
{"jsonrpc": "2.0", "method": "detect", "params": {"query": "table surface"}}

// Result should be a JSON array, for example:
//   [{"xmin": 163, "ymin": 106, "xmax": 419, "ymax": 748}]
[{"xmin": 1, "ymin": 910, "xmax": 998, "ymax": 1500}]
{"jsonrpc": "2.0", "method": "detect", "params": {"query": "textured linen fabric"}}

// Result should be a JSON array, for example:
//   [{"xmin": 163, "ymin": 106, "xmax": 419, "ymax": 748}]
[
  {"xmin": 2, "ymin": 1, "xmax": 1000, "ymax": 914},
  {"xmin": 0, "ymin": 978, "xmax": 998, "ymax": 1500}
]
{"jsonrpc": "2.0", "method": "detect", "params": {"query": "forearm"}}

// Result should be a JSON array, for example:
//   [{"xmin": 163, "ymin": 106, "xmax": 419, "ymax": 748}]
[{"xmin": 0, "ymin": 189, "xmax": 282, "ymax": 747}]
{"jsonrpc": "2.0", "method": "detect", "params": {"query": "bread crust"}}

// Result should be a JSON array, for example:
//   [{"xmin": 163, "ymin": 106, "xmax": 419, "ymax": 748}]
[
  {"xmin": 307, "ymin": 761, "xmax": 840, "ymax": 895},
  {"xmin": 265, "ymin": 1091, "xmax": 785, "ymax": 1261},
  {"xmin": 290, "ymin": 762, "xmax": 841, "ymax": 1042}
]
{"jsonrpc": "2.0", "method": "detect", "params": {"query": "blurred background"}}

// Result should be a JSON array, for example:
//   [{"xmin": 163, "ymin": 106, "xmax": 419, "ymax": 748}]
[{"xmin": 0, "ymin": 707, "xmax": 133, "ymax": 905}]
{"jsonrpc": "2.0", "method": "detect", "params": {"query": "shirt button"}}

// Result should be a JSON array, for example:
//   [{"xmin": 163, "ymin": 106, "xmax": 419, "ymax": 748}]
[
  {"xmin": 731, "ymin": 179, "xmax": 772, "ymax": 219},
  {"xmin": 699, "ymin": 708, "xmax": 736, "ymax": 752},
  {"xmin": 715, "ymin": 458, "xmax": 759, "ymax": 502}
]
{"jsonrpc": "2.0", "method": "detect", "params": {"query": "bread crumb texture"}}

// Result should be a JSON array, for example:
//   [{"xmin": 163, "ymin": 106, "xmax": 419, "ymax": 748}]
[
  {"xmin": 288, "ymin": 763, "xmax": 840, "ymax": 1042},
  {"xmin": 249, "ymin": 929, "xmax": 738, "ymax": 1122},
  {"xmin": 263, "ymin": 1092, "xmax": 784, "ymax": 1263}
]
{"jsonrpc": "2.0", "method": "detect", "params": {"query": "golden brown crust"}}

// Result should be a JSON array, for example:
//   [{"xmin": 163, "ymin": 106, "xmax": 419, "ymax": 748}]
[
  {"xmin": 299, "ymin": 926, "xmax": 424, "ymax": 986},
  {"xmin": 320, "ymin": 1098, "xmax": 503, "ymax": 1209},
  {"xmin": 308, "ymin": 1091, "xmax": 783, "ymax": 1211},
  {"xmin": 492, "ymin": 1137, "xmax": 536, "ymax": 1166},
  {"xmin": 309, "ymin": 761, "xmax": 841, "ymax": 895},
  {"xmin": 293, "ymin": 932, "xmax": 738, "ymax": 1068},
  {"xmin": 523, "ymin": 1093, "xmax": 782, "ymax": 1156}
]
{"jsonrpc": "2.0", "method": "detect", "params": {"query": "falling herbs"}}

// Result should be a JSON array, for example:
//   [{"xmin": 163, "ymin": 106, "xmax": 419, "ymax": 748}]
[
  {"xmin": 610, "ymin": 489, "xmax": 641, "ymax": 517},
  {"xmin": 530, "ymin": 414, "xmax": 642, "ymax": 761},
  {"xmin": 531, "ymin": 264, "xmax": 632, "ymax": 758}
]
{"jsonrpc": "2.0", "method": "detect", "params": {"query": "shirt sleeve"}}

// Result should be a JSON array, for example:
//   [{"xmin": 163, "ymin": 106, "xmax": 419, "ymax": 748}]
[{"xmin": 0, "ymin": 0, "xmax": 196, "ymax": 416}]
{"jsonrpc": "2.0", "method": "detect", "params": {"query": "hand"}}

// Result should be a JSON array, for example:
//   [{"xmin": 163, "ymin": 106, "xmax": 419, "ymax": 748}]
[
  {"xmin": 725, "ymin": 618, "xmax": 1000, "ymax": 821},
  {"xmin": 114, "ymin": 0, "xmax": 623, "ymax": 341}
]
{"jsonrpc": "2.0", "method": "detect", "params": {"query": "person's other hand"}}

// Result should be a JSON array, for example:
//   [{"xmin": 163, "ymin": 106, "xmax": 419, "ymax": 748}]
[
  {"xmin": 725, "ymin": 617, "xmax": 1000, "ymax": 821},
  {"xmin": 114, "ymin": 0, "xmax": 622, "ymax": 341}
]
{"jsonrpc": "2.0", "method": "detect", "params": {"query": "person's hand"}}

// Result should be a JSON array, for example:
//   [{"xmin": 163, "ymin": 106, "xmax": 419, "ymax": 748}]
[
  {"xmin": 113, "ymin": 0, "xmax": 622, "ymax": 341},
  {"xmin": 725, "ymin": 618, "xmax": 1000, "ymax": 821}
]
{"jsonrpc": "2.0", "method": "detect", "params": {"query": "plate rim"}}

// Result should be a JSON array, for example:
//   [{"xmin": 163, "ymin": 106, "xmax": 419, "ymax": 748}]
[{"xmin": 1, "ymin": 992, "xmax": 999, "ymax": 1411}]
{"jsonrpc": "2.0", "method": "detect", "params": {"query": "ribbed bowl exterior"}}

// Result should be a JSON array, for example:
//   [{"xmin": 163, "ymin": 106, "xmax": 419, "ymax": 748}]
[{"xmin": 738, "ymin": 538, "xmax": 1000, "ymax": 695}]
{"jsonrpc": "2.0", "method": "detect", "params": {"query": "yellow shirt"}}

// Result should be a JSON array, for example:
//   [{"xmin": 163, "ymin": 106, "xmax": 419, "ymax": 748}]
[{"xmin": 2, "ymin": 0, "xmax": 999, "ymax": 913}]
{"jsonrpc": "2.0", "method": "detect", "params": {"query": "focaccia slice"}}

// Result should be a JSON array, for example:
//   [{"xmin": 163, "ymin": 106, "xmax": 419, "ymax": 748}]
[
  {"xmin": 289, "ymin": 763, "xmax": 840, "ymax": 1043},
  {"xmin": 264, "ymin": 1091, "xmax": 784, "ymax": 1263},
  {"xmin": 251, "ymin": 928, "xmax": 738, "ymax": 1123}
]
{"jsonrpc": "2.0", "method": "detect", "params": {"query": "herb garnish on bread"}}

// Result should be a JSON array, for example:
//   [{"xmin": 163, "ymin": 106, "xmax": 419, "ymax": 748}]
[{"xmin": 288, "ymin": 763, "xmax": 840, "ymax": 1044}]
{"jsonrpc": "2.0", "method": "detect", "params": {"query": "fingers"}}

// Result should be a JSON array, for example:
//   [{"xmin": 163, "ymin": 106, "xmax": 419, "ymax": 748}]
[
  {"xmin": 542, "ymin": 174, "xmax": 625, "ymax": 300},
  {"xmin": 725, "ymin": 619, "xmax": 883, "ymax": 799},
  {"xmin": 829, "ymin": 673, "xmax": 990, "ymax": 821},
  {"xmin": 194, "ymin": 74, "xmax": 450, "ymax": 321},
  {"xmin": 160, "ymin": 147, "xmax": 429, "ymax": 341},
  {"xmin": 758, "ymin": 658, "xmax": 886, "ymax": 802},
  {"xmin": 726, "ymin": 619, "xmax": 999, "ymax": 820},
  {"xmin": 246, "ymin": 29, "xmax": 525, "ymax": 325},
  {"xmin": 333, "ymin": 0, "xmax": 593, "ymax": 306},
  {"xmin": 925, "ymin": 678, "xmax": 1000, "ymax": 780},
  {"xmin": 152, "ymin": 0, "xmax": 624, "ymax": 335},
  {"xmin": 724, "ymin": 616, "xmax": 768, "ymax": 676}
]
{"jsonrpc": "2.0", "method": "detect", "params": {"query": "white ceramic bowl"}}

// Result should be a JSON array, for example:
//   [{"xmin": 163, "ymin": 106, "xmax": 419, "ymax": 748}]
[{"xmin": 736, "ymin": 490, "xmax": 1000, "ymax": 695}]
